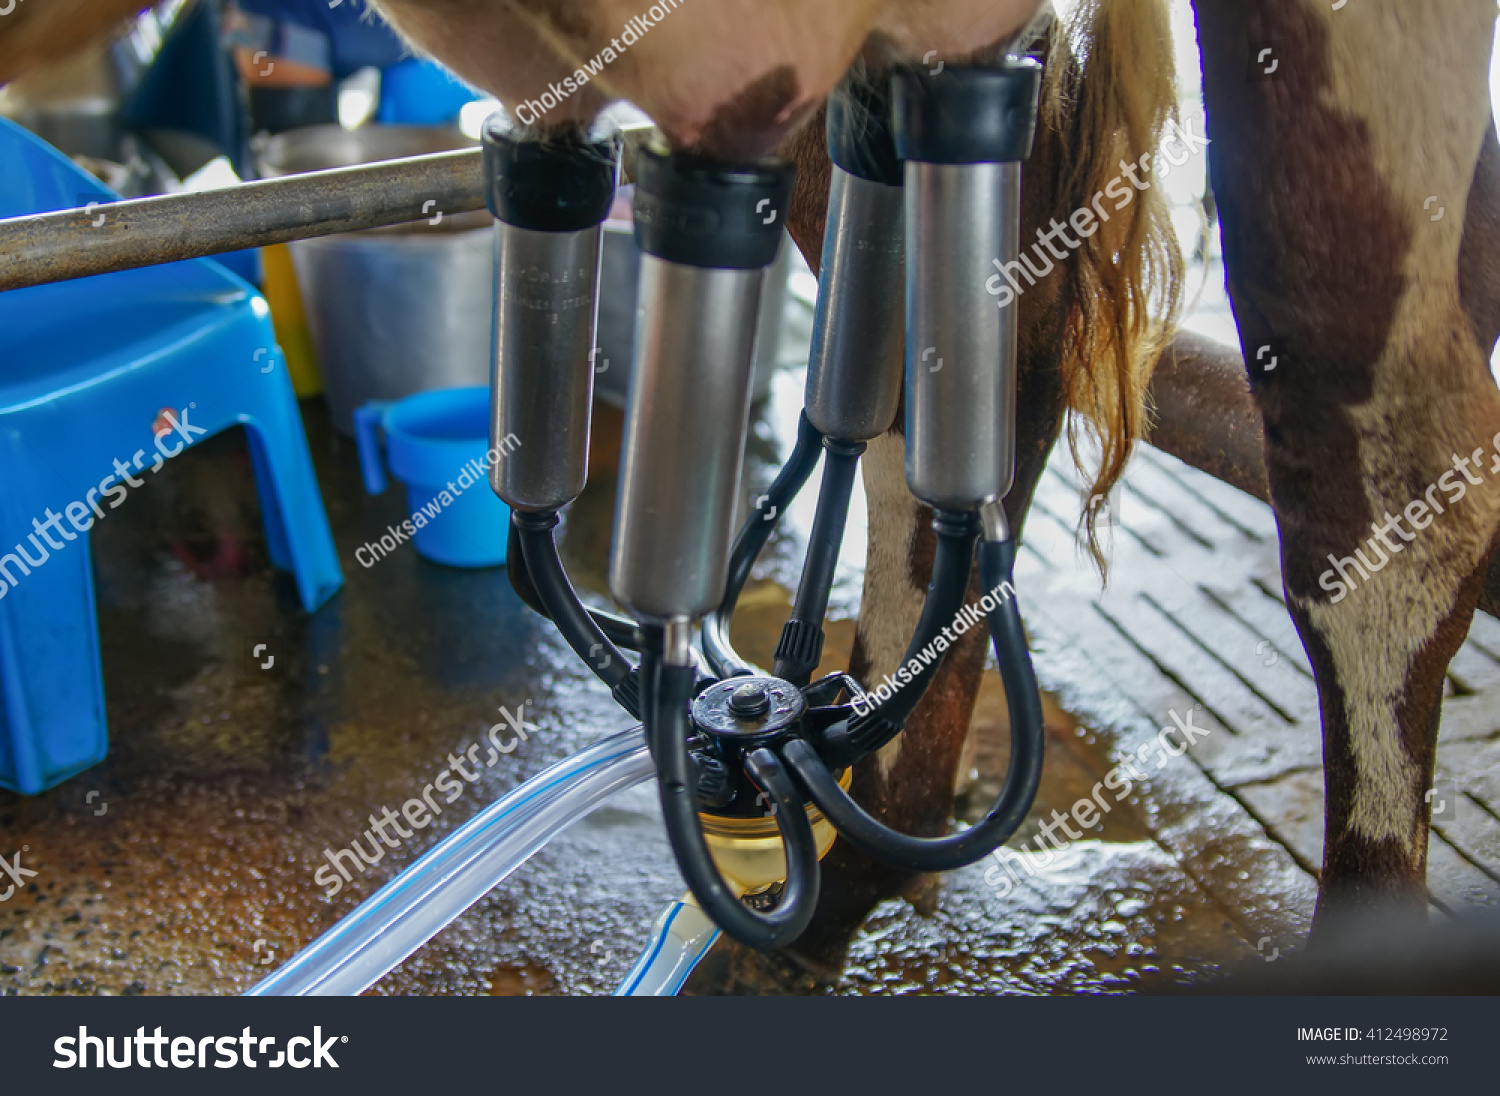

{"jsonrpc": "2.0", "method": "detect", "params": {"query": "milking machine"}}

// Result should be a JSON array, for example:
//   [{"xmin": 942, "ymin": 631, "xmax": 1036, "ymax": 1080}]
[
  {"xmin": 499, "ymin": 57, "xmax": 1048, "ymax": 951},
  {"xmin": 249, "ymin": 56, "xmax": 1048, "ymax": 995}
]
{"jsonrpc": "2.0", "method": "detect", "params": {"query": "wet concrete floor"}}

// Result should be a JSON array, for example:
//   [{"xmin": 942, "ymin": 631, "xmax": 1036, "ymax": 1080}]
[{"xmin": 0, "ymin": 351, "xmax": 1312, "ymax": 995}]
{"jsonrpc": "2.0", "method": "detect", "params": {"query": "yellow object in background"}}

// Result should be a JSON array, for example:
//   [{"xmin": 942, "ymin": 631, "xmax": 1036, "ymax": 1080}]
[{"xmin": 261, "ymin": 243, "xmax": 322, "ymax": 397}]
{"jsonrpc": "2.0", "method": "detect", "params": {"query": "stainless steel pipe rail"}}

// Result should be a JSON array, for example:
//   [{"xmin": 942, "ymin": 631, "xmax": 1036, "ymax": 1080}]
[
  {"xmin": 0, "ymin": 122, "xmax": 658, "ymax": 292},
  {"xmin": 0, "ymin": 149, "xmax": 486, "ymax": 292}
]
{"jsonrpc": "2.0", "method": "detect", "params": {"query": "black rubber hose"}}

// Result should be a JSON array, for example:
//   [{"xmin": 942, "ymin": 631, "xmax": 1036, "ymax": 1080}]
[
  {"xmin": 833, "ymin": 511, "xmax": 976, "ymax": 758},
  {"xmin": 513, "ymin": 511, "xmax": 631, "ymax": 690},
  {"xmin": 772, "ymin": 439, "xmax": 864, "ymax": 687},
  {"xmin": 784, "ymin": 535, "xmax": 1044, "ymax": 873},
  {"xmin": 702, "ymin": 412, "xmax": 824, "ymax": 678},
  {"xmin": 507, "ymin": 519, "xmax": 640, "ymax": 651},
  {"xmin": 646, "ymin": 650, "xmax": 820, "ymax": 950}
]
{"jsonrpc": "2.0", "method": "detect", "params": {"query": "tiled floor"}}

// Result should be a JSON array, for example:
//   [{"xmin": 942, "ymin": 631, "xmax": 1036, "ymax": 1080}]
[{"xmin": 1018, "ymin": 438, "xmax": 1500, "ymax": 918}]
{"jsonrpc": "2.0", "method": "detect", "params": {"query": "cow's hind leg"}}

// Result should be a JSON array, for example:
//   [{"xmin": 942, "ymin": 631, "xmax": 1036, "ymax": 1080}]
[{"xmin": 1194, "ymin": 0, "xmax": 1500, "ymax": 928}]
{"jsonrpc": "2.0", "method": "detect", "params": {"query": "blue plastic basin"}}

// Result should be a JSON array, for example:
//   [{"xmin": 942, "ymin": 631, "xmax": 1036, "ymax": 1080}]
[{"xmin": 354, "ymin": 387, "xmax": 511, "ymax": 567}]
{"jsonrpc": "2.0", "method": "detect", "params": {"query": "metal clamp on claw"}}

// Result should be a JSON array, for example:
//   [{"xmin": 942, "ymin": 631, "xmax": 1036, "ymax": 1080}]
[{"xmin": 493, "ymin": 58, "xmax": 1049, "ymax": 952}]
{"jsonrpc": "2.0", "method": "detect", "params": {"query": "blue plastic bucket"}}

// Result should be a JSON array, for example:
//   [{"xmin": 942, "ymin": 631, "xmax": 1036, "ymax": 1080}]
[{"xmin": 353, "ymin": 387, "xmax": 510, "ymax": 567}]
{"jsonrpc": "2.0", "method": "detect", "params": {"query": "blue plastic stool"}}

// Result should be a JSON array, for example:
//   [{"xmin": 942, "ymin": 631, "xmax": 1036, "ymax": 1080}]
[
  {"xmin": 354, "ymin": 387, "xmax": 511, "ymax": 568},
  {"xmin": 0, "ymin": 119, "xmax": 344, "ymax": 795}
]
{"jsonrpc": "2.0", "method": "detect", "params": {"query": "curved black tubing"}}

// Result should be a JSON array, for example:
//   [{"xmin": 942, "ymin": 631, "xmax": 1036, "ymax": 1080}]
[
  {"xmin": 815, "ymin": 511, "xmax": 976, "ymax": 769},
  {"xmin": 507, "ymin": 520, "xmax": 641, "ymax": 651},
  {"xmin": 646, "ymin": 651, "xmax": 820, "ymax": 950},
  {"xmin": 702, "ymin": 412, "xmax": 824, "ymax": 678},
  {"xmin": 512, "ymin": 511, "xmax": 632, "ymax": 692},
  {"xmin": 784, "ymin": 536, "xmax": 1044, "ymax": 874}
]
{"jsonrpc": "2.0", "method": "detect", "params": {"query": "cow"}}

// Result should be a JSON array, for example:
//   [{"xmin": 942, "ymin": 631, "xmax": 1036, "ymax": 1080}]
[{"xmin": 4, "ymin": 0, "xmax": 1498, "ymax": 991}]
